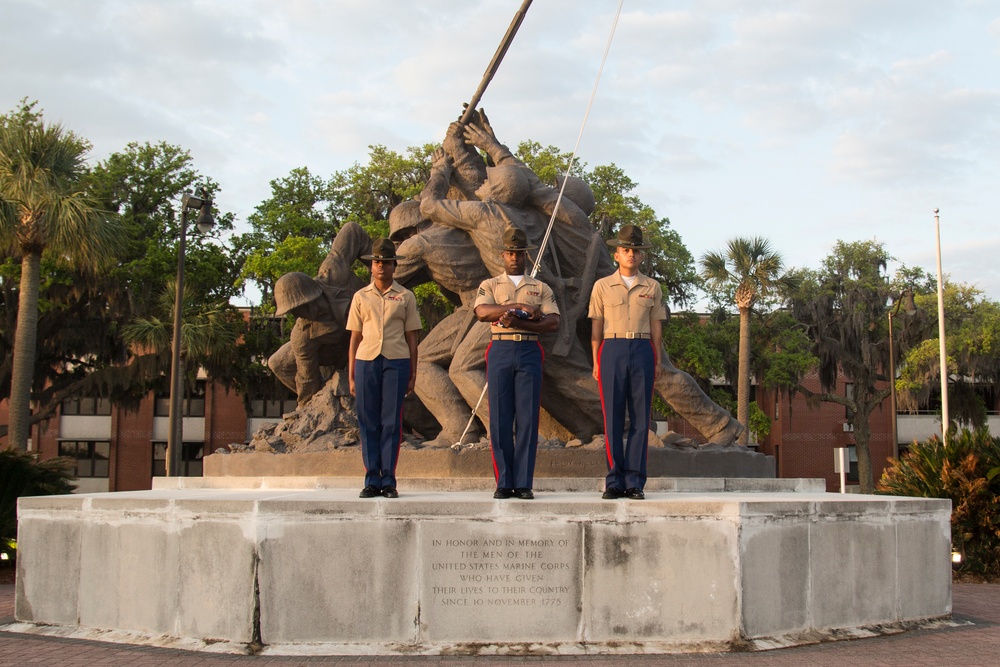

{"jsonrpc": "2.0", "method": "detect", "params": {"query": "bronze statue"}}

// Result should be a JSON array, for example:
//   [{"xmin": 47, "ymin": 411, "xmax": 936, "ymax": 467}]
[{"xmin": 267, "ymin": 113, "xmax": 743, "ymax": 446}]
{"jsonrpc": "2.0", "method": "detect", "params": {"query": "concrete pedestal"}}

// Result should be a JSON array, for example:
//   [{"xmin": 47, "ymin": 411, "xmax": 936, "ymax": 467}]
[
  {"xmin": 204, "ymin": 445, "xmax": 775, "ymax": 479},
  {"xmin": 10, "ymin": 479, "xmax": 951, "ymax": 655}
]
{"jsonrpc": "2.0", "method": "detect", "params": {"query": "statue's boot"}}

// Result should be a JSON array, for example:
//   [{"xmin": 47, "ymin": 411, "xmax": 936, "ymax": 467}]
[{"xmin": 702, "ymin": 416, "xmax": 746, "ymax": 446}]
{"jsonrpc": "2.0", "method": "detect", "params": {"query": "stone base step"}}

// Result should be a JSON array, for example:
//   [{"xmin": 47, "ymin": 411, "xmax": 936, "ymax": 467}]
[{"xmin": 154, "ymin": 476, "xmax": 824, "ymax": 493}]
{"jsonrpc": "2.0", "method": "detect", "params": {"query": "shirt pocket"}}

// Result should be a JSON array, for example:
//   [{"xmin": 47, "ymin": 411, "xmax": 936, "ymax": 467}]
[
  {"xmin": 520, "ymin": 287, "xmax": 545, "ymax": 308},
  {"xmin": 494, "ymin": 283, "xmax": 517, "ymax": 305},
  {"xmin": 382, "ymin": 296, "xmax": 407, "ymax": 323},
  {"xmin": 638, "ymin": 290, "xmax": 655, "ymax": 311},
  {"xmin": 607, "ymin": 293, "xmax": 627, "ymax": 322}
]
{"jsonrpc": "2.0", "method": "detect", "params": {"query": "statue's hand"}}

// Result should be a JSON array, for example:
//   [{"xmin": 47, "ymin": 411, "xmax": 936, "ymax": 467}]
[
  {"xmin": 473, "ymin": 108, "xmax": 497, "ymax": 140},
  {"xmin": 463, "ymin": 122, "xmax": 497, "ymax": 151},
  {"xmin": 430, "ymin": 147, "xmax": 452, "ymax": 172},
  {"xmin": 443, "ymin": 122, "xmax": 466, "ymax": 157}
]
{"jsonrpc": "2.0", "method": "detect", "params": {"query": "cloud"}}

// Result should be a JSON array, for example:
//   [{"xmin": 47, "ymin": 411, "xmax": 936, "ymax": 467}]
[
  {"xmin": 987, "ymin": 15, "xmax": 1000, "ymax": 43},
  {"xmin": 828, "ymin": 73, "xmax": 1000, "ymax": 186},
  {"xmin": 4, "ymin": 0, "xmax": 1000, "ymax": 306}
]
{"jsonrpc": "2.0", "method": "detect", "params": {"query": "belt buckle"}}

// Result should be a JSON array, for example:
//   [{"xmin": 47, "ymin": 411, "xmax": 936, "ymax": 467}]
[
  {"xmin": 512, "ymin": 333, "xmax": 524, "ymax": 342},
  {"xmin": 626, "ymin": 332, "xmax": 636, "ymax": 339}
]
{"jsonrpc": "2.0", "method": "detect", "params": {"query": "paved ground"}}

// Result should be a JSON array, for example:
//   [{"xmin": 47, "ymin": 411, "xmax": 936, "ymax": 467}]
[{"xmin": 2, "ymin": 582, "xmax": 998, "ymax": 666}]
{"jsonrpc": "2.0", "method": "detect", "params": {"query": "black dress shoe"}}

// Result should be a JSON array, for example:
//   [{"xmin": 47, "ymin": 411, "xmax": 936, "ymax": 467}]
[
  {"xmin": 359, "ymin": 485, "xmax": 381, "ymax": 498},
  {"xmin": 602, "ymin": 487, "xmax": 625, "ymax": 500},
  {"xmin": 514, "ymin": 488, "xmax": 534, "ymax": 500},
  {"xmin": 625, "ymin": 488, "xmax": 645, "ymax": 500},
  {"xmin": 381, "ymin": 486, "xmax": 399, "ymax": 498},
  {"xmin": 493, "ymin": 487, "xmax": 513, "ymax": 499}
]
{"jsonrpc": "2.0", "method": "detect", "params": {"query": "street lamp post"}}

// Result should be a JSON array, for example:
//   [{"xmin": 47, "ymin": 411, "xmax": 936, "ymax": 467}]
[
  {"xmin": 887, "ymin": 289, "xmax": 917, "ymax": 460},
  {"xmin": 166, "ymin": 189, "xmax": 214, "ymax": 477}
]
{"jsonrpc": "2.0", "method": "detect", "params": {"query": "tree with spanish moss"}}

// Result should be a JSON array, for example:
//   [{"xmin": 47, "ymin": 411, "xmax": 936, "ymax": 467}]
[
  {"xmin": 786, "ymin": 240, "xmax": 927, "ymax": 493},
  {"xmin": 896, "ymin": 282, "xmax": 1000, "ymax": 430}
]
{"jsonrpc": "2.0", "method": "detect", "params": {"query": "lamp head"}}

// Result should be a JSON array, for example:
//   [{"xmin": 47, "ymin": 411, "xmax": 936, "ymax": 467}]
[
  {"xmin": 194, "ymin": 187, "xmax": 214, "ymax": 234},
  {"xmin": 196, "ymin": 204, "xmax": 214, "ymax": 234},
  {"xmin": 902, "ymin": 288, "xmax": 917, "ymax": 316},
  {"xmin": 181, "ymin": 189, "xmax": 215, "ymax": 233}
]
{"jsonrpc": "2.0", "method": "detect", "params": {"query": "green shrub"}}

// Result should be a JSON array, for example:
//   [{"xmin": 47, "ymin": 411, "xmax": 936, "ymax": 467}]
[
  {"xmin": 0, "ymin": 448, "xmax": 76, "ymax": 560},
  {"xmin": 748, "ymin": 401, "xmax": 771, "ymax": 442},
  {"xmin": 878, "ymin": 428, "xmax": 1000, "ymax": 579}
]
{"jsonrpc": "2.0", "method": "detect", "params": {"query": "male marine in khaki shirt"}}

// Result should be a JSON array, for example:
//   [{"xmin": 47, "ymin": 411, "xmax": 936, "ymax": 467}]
[
  {"xmin": 474, "ymin": 227, "xmax": 559, "ymax": 500},
  {"xmin": 589, "ymin": 225, "xmax": 667, "ymax": 500}
]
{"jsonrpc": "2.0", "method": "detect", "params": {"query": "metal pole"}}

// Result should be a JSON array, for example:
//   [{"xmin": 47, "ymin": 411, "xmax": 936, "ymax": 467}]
[
  {"xmin": 459, "ymin": 0, "xmax": 533, "ymax": 124},
  {"xmin": 933, "ymin": 208, "xmax": 948, "ymax": 445},
  {"xmin": 840, "ymin": 457, "xmax": 846, "ymax": 494},
  {"xmin": 888, "ymin": 309, "xmax": 899, "ymax": 460},
  {"xmin": 166, "ymin": 207, "xmax": 188, "ymax": 477}
]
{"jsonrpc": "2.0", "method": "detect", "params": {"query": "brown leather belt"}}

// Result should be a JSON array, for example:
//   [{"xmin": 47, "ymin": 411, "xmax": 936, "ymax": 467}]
[
  {"xmin": 491, "ymin": 333, "xmax": 538, "ymax": 341},
  {"xmin": 605, "ymin": 332, "xmax": 650, "ymax": 339}
]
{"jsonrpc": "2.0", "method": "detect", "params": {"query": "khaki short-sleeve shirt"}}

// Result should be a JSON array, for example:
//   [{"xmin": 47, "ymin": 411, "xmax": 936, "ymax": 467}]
[
  {"xmin": 347, "ymin": 281, "xmax": 422, "ymax": 360},
  {"xmin": 474, "ymin": 274, "xmax": 559, "ymax": 335},
  {"xmin": 588, "ymin": 272, "xmax": 667, "ymax": 335}
]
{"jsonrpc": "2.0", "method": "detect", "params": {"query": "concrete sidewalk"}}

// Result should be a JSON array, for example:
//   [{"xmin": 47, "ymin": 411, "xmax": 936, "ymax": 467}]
[{"xmin": 2, "ymin": 582, "xmax": 998, "ymax": 666}]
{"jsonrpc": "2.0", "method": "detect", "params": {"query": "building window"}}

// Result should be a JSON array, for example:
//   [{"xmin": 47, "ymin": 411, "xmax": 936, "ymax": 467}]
[
  {"xmin": 152, "ymin": 442, "xmax": 165, "ymax": 477},
  {"xmin": 152, "ymin": 441, "xmax": 204, "ymax": 477},
  {"xmin": 845, "ymin": 382, "xmax": 855, "ymax": 421},
  {"xmin": 59, "ymin": 440, "xmax": 111, "ymax": 477},
  {"xmin": 847, "ymin": 445, "xmax": 859, "ymax": 482},
  {"xmin": 154, "ymin": 380, "xmax": 207, "ymax": 417},
  {"xmin": 247, "ymin": 383, "xmax": 297, "ymax": 418},
  {"xmin": 61, "ymin": 396, "xmax": 112, "ymax": 416},
  {"xmin": 249, "ymin": 396, "xmax": 298, "ymax": 418}
]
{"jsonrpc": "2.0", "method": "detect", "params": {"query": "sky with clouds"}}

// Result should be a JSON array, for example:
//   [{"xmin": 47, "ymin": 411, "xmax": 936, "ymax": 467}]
[{"xmin": 3, "ymin": 0, "xmax": 999, "ymax": 308}]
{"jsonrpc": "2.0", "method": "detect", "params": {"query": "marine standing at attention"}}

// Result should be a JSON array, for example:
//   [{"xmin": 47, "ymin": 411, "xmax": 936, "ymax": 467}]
[
  {"xmin": 474, "ymin": 227, "xmax": 560, "ymax": 500},
  {"xmin": 588, "ymin": 225, "xmax": 667, "ymax": 500},
  {"xmin": 347, "ymin": 238, "xmax": 423, "ymax": 499}
]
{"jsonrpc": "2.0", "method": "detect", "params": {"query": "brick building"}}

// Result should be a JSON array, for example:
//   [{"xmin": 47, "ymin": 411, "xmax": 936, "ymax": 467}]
[
  {"xmin": 661, "ymin": 371, "xmax": 895, "ymax": 492},
  {"xmin": 751, "ymin": 371, "xmax": 894, "ymax": 492},
  {"xmin": 1, "ymin": 380, "xmax": 294, "ymax": 493}
]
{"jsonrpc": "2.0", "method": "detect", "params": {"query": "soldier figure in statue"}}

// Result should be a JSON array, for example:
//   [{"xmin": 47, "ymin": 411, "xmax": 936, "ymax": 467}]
[
  {"xmin": 418, "ymin": 139, "xmax": 606, "ymax": 440},
  {"xmin": 390, "ymin": 201, "xmax": 490, "ymax": 445},
  {"xmin": 267, "ymin": 221, "xmax": 371, "ymax": 406}
]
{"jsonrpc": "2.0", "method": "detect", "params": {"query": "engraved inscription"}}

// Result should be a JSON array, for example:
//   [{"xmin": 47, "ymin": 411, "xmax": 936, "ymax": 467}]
[{"xmin": 427, "ymin": 535, "xmax": 576, "ymax": 610}]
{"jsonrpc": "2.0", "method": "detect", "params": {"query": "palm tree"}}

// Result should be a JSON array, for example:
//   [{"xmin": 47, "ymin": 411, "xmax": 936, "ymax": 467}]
[
  {"xmin": 701, "ymin": 237, "xmax": 797, "ymax": 444},
  {"xmin": 123, "ymin": 281, "xmax": 243, "ymax": 370},
  {"xmin": 0, "ymin": 117, "xmax": 122, "ymax": 450}
]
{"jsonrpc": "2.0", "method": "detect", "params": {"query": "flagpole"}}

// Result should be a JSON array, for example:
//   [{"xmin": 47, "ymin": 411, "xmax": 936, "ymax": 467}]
[{"xmin": 933, "ymin": 208, "xmax": 949, "ymax": 445}]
